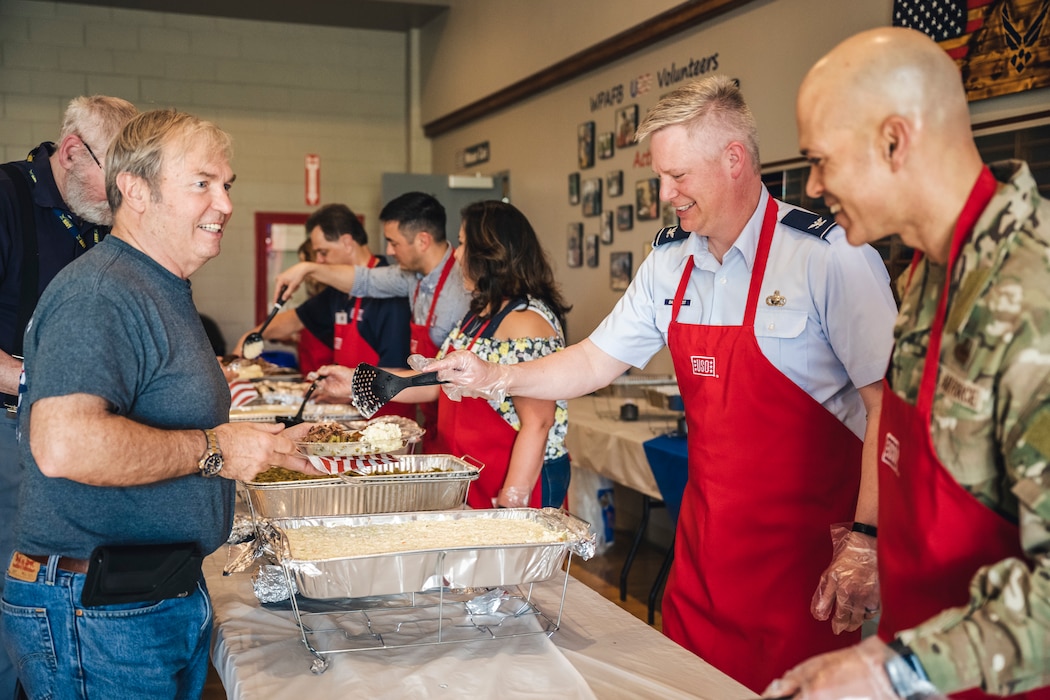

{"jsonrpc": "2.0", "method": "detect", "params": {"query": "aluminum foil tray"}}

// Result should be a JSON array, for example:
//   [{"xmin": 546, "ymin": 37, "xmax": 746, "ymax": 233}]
[
  {"xmin": 243, "ymin": 454, "xmax": 479, "ymax": 518},
  {"xmin": 266, "ymin": 508, "xmax": 595, "ymax": 599}
]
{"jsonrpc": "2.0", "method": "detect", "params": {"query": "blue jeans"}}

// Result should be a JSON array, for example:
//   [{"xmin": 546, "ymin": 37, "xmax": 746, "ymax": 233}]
[
  {"xmin": 2, "ymin": 557, "xmax": 212, "ymax": 700},
  {"xmin": 0, "ymin": 417, "xmax": 21, "ymax": 699},
  {"xmin": 541, "ymin": 454, "xmax": 571, "ymax": 509}
]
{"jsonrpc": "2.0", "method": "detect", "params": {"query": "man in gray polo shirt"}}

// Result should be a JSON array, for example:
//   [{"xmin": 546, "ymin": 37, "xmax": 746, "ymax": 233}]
[{"xmin": 3, "ymin": 109, "xmax": 316, "ymax": 699}]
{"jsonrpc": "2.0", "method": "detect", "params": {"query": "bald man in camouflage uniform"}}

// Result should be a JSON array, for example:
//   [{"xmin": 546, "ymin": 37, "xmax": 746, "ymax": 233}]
[{"xmin": 763, "ymin": 27, "xmax": 1050, "ymax": 700}]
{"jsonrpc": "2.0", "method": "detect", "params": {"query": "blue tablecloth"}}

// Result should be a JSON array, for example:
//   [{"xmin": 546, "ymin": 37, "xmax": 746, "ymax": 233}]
[{"xmin": 642, "ymin": 434, "xmax": 688, "ymax": 524}]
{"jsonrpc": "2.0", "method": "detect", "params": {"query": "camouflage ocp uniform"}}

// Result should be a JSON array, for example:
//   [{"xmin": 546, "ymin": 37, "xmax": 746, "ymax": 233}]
[{"xmin": 889, "ymin": 160, "xmax": 1050, "ymax": 695}]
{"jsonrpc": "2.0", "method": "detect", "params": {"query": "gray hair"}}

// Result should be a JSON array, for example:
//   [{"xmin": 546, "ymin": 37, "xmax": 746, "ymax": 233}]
[
  {"xmin": 106, "ymin": 109, "xmax": 233, "ymax": 211},
  {"xmin": 635, "ymin": 75, "xmax": 761, "ymax": 173},
  {"xmin": 59, "ymin": 95, "xmax": 137, "ymax": 153}
]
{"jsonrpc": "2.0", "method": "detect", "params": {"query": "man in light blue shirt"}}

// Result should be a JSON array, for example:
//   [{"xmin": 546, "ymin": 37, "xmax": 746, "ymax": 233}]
[{"xmin": 421, "ymin": 75, "xmax": 897, "ymax": 691}]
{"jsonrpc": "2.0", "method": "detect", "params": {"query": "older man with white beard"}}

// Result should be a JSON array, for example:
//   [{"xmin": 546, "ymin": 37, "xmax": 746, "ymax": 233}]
[{"xmin": 0, "ymin": 94, "xmax": 136, "ymax": 698}]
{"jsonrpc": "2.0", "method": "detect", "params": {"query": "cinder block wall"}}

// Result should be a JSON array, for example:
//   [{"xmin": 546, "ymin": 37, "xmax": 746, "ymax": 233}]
[{"xmin": 0, "ymin": 0, "xmax": 410, "ymax": 348}]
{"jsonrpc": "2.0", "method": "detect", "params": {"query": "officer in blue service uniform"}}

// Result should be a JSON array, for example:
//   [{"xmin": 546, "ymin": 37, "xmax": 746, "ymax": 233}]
[{"xmin": 419, "ymin": 75, "xmax": 897, "ymax": 692}]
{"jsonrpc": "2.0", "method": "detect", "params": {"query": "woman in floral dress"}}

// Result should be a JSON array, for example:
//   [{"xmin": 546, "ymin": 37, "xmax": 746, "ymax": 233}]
[{"xmin": 315, "ymin": 200, "xmax": 571, "ymax": 508}]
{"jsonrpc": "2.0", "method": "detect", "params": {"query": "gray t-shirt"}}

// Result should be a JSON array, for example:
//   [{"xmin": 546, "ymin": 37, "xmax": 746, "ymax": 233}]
[{"xmin": 14, "ymin": 236, "xmax": 233, "ymax": 558}]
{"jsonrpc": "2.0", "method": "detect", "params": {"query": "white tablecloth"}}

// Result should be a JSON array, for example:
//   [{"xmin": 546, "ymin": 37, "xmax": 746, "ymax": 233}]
[
  {"xmin": 565, "ymin": 395, "xmax": 680, "ymax": 499},
  {"xmin": 206, "ymin": 553, "xmax": 754, "ymax": 699}
]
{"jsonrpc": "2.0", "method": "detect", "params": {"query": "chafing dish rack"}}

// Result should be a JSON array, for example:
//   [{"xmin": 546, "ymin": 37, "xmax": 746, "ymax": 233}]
[{"xmin": 260, "ymin": 508, "xmax": 595, "ymax": 672}]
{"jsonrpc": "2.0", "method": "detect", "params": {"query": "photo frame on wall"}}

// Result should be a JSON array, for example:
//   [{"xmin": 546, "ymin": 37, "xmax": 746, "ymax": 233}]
[
  {"xmin": 585, "ymin": 234, "xmax": 599, "ymax": 268},
  {"xmin": 635, "ymin": 178, "xmax": 659, "ymax": 221},
  {"xmin": 616, "ymin": 204, "xmax": 633, "ymax": 231},
  {"xmin": 568, "ymin": 173, "xmax": 580, "ymax": 205},
  {"xmin": 567, "ymin": 223, "xmax": 583, "ymax": 268},
  {"xmin": 582, "ymin": 177, "xmax": 602, "ymax": 217},
  {"xmin": 610, "ymin": 251, "xmax": 633, "ymax": 291},
  {"xmin": 578, "ymin": 121, "xmax": 595, "ymax": 170},
  {"xmin": 601, "ymin": 211, "xmax": 614, "ymax": 245},
  {"xmin": 606, "ymin": 169, "xmax": 623, "ymax": 198},
  {"xmin": 615, "ymin": 104, "xmax": 639, "ymax": 149},
  {"xmin": 598, "ymin": 132, "xmax": 614, "ymax": 159}
]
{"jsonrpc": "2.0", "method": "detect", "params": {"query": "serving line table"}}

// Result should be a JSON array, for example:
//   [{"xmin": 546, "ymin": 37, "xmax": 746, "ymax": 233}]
[
  {"xmin": 205, "ymin": 553, "xmax": 754, "ymax": 699},
  {"xmin": 565, "ymin": 395, "xmax": 688, "ymax": 618}
]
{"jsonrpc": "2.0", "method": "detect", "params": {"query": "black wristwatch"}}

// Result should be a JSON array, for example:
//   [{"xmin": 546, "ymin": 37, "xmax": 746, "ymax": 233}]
[
  {"xmin": 885, "ymin": 638, "xmax": 932, "ymax": 700},
  {"xmin": 197, "ymin": 429, "xmax": 224, "ymax": 477}
]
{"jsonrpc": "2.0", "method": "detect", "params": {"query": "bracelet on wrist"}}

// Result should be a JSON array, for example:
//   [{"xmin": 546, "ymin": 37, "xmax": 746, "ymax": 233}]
[{"xmin": 851, "ymin": 521, "xmax": 878, "ymax": 537}]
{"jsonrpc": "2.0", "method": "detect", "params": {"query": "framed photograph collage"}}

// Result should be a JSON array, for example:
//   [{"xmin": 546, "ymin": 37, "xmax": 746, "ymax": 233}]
[{"xmin": 566, "ymin": 102, "xmax": 650, "ymax": 289}]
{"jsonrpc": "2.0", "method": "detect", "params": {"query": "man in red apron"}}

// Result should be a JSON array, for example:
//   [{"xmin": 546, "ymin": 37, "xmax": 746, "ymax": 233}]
[
  {"xmin": 235, "ymin": 204, "xmax": 411, "ymax": 392},
  {"xmin": 769, "ymin": 27, "xmax": 1050, "ymax": 698},
  {"xmin": 422, "ymin": 77, "xmax": 897, "ymax": 693},
  {"xmin": 271, "ymin": 193, "xmax": 471, "ymax": 452}
]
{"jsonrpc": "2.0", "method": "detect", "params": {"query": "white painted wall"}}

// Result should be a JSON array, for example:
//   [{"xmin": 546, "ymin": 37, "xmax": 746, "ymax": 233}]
[
  {"xmin": 0, "ymin": 0, "xmax": 408, "ymax": 348},
  {"xmin": 418, "ymin": 0, "xmax": 687, "ymax": 122}
]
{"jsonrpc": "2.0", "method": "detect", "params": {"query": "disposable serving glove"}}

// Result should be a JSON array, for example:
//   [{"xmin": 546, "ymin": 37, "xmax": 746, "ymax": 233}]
[
  {"xmin": 811, "ymin": 523, "xmax": 880, "ymax": 634},
  {"xmin": 408, "ymin": 351, "xmax": 512, "ymax": 404}
]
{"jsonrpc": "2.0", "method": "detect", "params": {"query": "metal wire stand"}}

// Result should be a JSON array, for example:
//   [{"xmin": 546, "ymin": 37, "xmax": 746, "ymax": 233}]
[{"xmin": 279, "ymin": 552, "xmax": 575, "ymax": 674}]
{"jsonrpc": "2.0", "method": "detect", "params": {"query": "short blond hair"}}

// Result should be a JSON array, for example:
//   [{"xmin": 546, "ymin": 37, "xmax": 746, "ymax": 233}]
[
  {"xmin": 106, "ymin": 109, "xmax": 232, "ymax": 211},
  {"xmin": 635, "ymin": 75, "xmax": 760, "ymax": 173}
]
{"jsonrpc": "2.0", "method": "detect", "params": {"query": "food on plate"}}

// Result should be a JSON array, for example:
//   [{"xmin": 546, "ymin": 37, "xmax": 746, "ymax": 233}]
[
  {"xmin": 360, "ymin": 422, "xmax": 404, "ymax": 452},
  {"xmin": 284, "ymin": 518, "xmax": 567, "ymax": 560},
  {"xmin": 304, "ymin": 422, "xmax": 364, "ymax": 443},
  {"xmin": 298, "ymin": 421, "xmax": 406, "ymax": 457}
]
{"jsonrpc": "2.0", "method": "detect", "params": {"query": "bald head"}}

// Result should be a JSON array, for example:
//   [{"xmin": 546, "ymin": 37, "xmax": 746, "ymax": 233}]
[
  {"xmin": 800, "ymin": 27, "xmax": 970, "ymax": 141},
  {"xmin": 796, "ymin": 27, "xmax": 984, "ymax": 260}
]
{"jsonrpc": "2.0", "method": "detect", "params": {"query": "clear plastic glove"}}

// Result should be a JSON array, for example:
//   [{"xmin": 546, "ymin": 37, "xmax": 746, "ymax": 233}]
[
  {"xmin": 497, "ymin": 485, "xmax": 531, "ymax": 508},
  {"xmin": 763, "ymin": 636, "xmax": 946, "ymax": 700},
  {"xmin": 408, "ymin": 351, "xmax": 512, "ymax": 403},
  {"xmin": 811, "ymin": 523, "xmax": 879, "ymax": 634}
]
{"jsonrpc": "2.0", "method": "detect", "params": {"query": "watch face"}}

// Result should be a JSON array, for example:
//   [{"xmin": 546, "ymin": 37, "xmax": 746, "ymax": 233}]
[{"xmin": 200, "ymin": 453, "xmax": 223, "ymax": 477}]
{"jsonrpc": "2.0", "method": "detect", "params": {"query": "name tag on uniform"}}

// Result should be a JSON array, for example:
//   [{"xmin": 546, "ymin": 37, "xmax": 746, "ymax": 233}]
[
  {"xmin": 334, "ymin": 312, "xmax": 348, "ymax": 325},
  {"xmin": 664, "ymin": 299, "xmax": 690, "ymax": 306},
  {"xmin": 937, "ymin": 366, "xmax": 988, "ymax": 413},
  {"xmin": 8, "ymin": 552, "xmax": 40, "ymax": 582}
]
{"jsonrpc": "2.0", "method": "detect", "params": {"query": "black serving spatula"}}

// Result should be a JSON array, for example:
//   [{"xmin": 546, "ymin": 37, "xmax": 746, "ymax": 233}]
[
  {"xmin": 351, "ymin": 363, "xmax": 445, "ymax": 418},
  {"xmin": 279, "ymin": 379, "xmax": 319, "ymax": 427}
]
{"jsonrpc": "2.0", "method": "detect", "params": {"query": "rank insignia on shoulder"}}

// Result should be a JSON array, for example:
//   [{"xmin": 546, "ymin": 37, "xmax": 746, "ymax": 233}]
[
  {"xmin": 653, "ymin": 225, "xmax": 689, "ymax": 248},
  {"xmin": 781, "ymin": 209, "xmax": 836, "ymax": 240}
]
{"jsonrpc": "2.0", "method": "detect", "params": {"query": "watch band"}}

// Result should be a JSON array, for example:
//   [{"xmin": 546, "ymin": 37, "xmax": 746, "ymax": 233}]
[
  {"xmin": 197, "ymin": 429, "xmax": 223, "ymax": 477},
  {"xmin": 885, "ymin": 638, "xmax": 931, "ymax": 700},
  {"xmin": 851, "ymin": 521, "xmax": 878, "ymax": 537}
]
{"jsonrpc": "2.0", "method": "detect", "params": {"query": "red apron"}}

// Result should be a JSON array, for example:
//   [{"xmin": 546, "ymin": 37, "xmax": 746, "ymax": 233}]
[
  {"xmin": 411, "ymin": 253, "xmax": 456, "ymax": 453},
  {"xmin": 877, "ymin": 168, "xmax": 1049, "ymax": 699},
  {"xmin": 663, "ymin": 198, "xmax": 862, "ymax": 693},
  {"xmin": 334, "ymin": 257, "xmax": 415, "ymax": 421},
  {"xmin": 436, "ymin": 307, "xmax": 542, "ymax": 509},
  {"xmin": 296, "ymin": 328, "xmax": 331, "ymax": 376}
]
